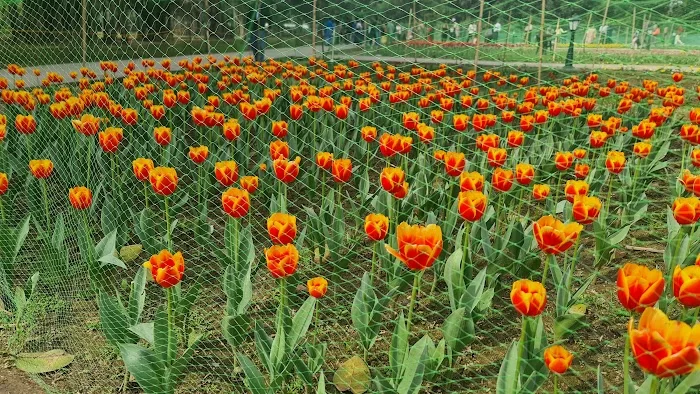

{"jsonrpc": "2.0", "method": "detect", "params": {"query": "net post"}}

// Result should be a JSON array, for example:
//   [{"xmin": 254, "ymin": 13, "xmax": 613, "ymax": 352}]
[
  {"xmin": 81, "ymin": 0, "xmax": 87, "ymax": 66},
  {"xmin": 536, "ymin": 0, "xmax": 546, "ymax": 83},
  {"xmin": 473, "ymin": 0, "xmax": 485, "ymax": 73},
  {"xmin": 311, "ymin": 0, "xmax": 317, "ymax": 57},
  {"xmin": 582, "ymin": 13, "xmax": 592, "ymax": 53},
  {"xmin": 204, "ymin": 0, "xmax": 210, "ymax": 54},
  {"xmin": 599, "ymin": 0, "xmax": 611, "ymax": 44},
  {"xmin": 500, "ymin": 10, "xmax": 512, "ymax": 63}
]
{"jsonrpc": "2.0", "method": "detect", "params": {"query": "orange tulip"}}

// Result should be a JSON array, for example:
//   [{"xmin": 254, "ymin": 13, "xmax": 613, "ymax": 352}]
[
  {"xmin": 690, "ymin": 108, "xmax": 700, "ymax": 125},
  {"xmin": 617, "ymin": 263, "xmax": 665, "ymax": 312},
  {"xmin": 606, "ymin": 151, "xmax": 626, "ymax": 174},
  {"xmin": 222, "ymin": 120, "xmax": 241, "ymax": 142},
  {"xmin": 458, "ymin": 191, "xmax": 487, "ymax": 222},
  {"xmin": 532, "ymin": 216, "xmax": 583, "ymax": 254},
  {"xmin": 533, "ymin": 184, "xmax": 550, "ymax": 200},
  {"xmin": 572, "ymin": 195, "xmax": 601, "ymax": 224},
  {"xmin": 632, "ymin": 120, "xmax": 656, "ymax": 139},
  {"xmin": 487, "ymin": 148, "xmax": 507, "ymax": 168},
  {"xmin": 453, "ymin": 114, "xmax": 468, "ymax": 132},
  {"xmin": 240, "ymin": 101, "xmax": 257, "ymax": 121},
  {"xmin": 673, "ymin": 265, "xmax": 700, "ymax": 308},
  {"xmin": 554, "ymin": 151, "xmax": 574, "ymax": 171},
  {"xmin": 430, "ymin": 110, "xmax": 443, "ymax": 124},
  {"xmin": 149, "ymin": 167, "xmax": 178, "ymax": 196},
  {"xmin": 628, "ymin": 307, "xmax": 700, "ymax": 378},
  {"xmin": 271, "ymin": 120, "xmax": 288, "ymax": 138},
  {"xmin": 215, "ymin": 161, "xmax": 239, "ymax": 187},
  {"xmin": 444, "ymin": 152, "xmax": 466, "ymax": 176},
  {"xmin": 29, "ymin": 159, "xmax": 53, "ymax": 179},
  {"xmin": 564, "ymin": 180, "xmax": 589, "ymax": 203},
  {"xmin": 515, "ymin": 163, "xmax": 535, "ymax": 185},
  {"xmin": 507, "ymin": 131, "xmax": 524, "ymax": 148},
  {"xmin": 544, "ymin": 346, "xmax": 573, "ymax": 374},
  {"xmin": 143, "ymin": 250, "xmax": 185, "ymax": 288},
  {"xmin": 153, "ymin": 126, "xmax": 172, "ymax": 146},
  {"xmin": 121, "ymin": 108, "xmax": 138, "ymax": 125},
  {"xmin": 316, "ymin": 151, "xmax": 333, "ymax": 170},
  {"xmin": 221, "ymin": 188, "xmax": 250, "ymax": 218},
  {"xmin": 178, "ymin": 90, "xmax": 190, "ymax": 105},
  {"xmin": 267, "ymin": 213, "xmax": 297, "ymax": 244},
  {"xmin": 365, "ymin": 213, "xmax": 389, "ymax": 241},
  {"xmin": 15, "ymin": 114, "xmax": 36, "ymax": 134},
  {"xmin": 476, "ymin": 134, "xmax": 500, "ymax": 152},
  {"xmin": 633, "ymin": 142, "xmax": 652, "ymax": 158},
  {"xmin": 307, "ymin": 277, "xmax": 328, "ymax": 298},
  {"xmin": 189, "ymin": 146, "xmax": 208, "ymax": 164},
  {"xmin": 519, "ymin": 115, "xmax": 534, "ymax": 132},
  {"xmin": 71, "ymin": 114, "xmax": 100, "ymax": 136},
  {"xmin": 269, "ymin": 140, "xmax": 290, "ymax": 160},
  {"xmin": 573, "ymin": 148, "xmax": 586, "ymax": 159},
  {"xmin": 385, "ymin": 222, "xmax": 443, "ymax": 271},
  {"xmin": 98, "ymin": 127, "xmax": 123, "ymax": 153},
  {"xmin": 133, "ymin": 158, "xmax": 154, "ymax": 182},
  {"xmin": 335, "ymin": 104, "xmax": 349, "ymax": 120},
  {"xmin": 460, "ymin": 171, "xmax": 484, "ymax": 192},
  {"xmin": 381, "ymin": 167, "xmax": 406, "ymax": 194},
  {"xmin": 589, "ymin": 131, "xmax": 609, "ymax": 148},
  {"xmin": 361, "ymin": 126, "xmax": 377, "ymax": 142},
  {"xmin": 673, "ymin": 197, "xmax": 700, "ymax": 225},
  {"xmin": 290, "ymin": 104, "xmax": 303, "ymax": 121},
  {"xmin": 587, "ymin": 113, "xmax": 602, "ymax": 128},
  {"xmin": 491, "ymin": 168, "xmax": 513, "ymax": 193},
  {"xmin": 403, "ymin": 112, "xmax": 420, "ymax": 130},
  {"xmin": 150, "ymin": 105, "xmax": 165, "ymax": 121},
  {"xmin": 239, "ymin": 176, "xmax": 259, "ymax": 194},
  {"xmin": 510, "ymin": 279, "xmax": 546, "ymax": 316},
  {"xmin": 680, "ymin": 124, "xmax": 700, "ymax": 145},
  {"xmin": 273, "ymin": 156, "xmax": 301, "ymax": 183},
  {"xmin": 332, "ymin": 158, "xmax": 352, "ymax": 183},
  {"xmin": 0, "ymin": 172, "xmax": 7, "ymax": 195},
  {"xmin": 573, "ymin": 163, "xmax": 589, "ymax": 179},
  {"xmin": 416, "ymin": 123, "xmax": 435, "ymax": 144},
  {"xmin": 691, "ymin": 149, "xmax": 700, "ymax": 167},
  {"xmin": 68, "ymin": 186, "xmax": 92, "ymax": 210},
  {"xmin": 265, "ymin": 244, "xmax": 299, "ymax": 279}
]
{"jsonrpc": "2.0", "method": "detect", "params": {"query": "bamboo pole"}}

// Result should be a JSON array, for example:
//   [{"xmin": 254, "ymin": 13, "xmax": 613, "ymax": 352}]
[
  {"xmin": 473, "ymin": 0, "xmax": 486, "ymax": 73},
  {"xmin": 81, "ymin": 0, "xmax": 87, "ymax": 66},
  {"xmin": 501, "ymin": 10, "xmax": 512, "ymax": 63},
  {"xmin": 312, "ymin": 0, "xmax": 317, "ymax": 56},
  {"xmin": 631, "ymin": 7, "xmax": 636, "ymax": 48},
  {"xmin": 536, "ymin": 0, "xmax": 546, "ymax": 82},
  {"xmin": 552, "ymin": 18, "xmax": 560, "ymax": 61},
  {"xmin": 204, "ymin": 0, "xmax": 210, "ymax": 53},
  {"xmin": 526, "ymin": 15, "xmax": 533, "ymax": 44},
  {"xmin": 599, "ymin": 0, "xmax": 611, "ymax": 43}
]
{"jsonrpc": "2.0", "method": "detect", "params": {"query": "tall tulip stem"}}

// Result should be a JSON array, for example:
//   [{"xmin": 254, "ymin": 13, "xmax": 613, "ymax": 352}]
[
  {"xmin": 370, "ymin": 242, "xmax": 378, "ymax": 285},
  {"xmin": 514, "ymin": 317, "xmax": 527, "ymax": 391},
  {"xmin": 553, "ymin": 374, "xmax": 559, "ymax": 394},
  {"xmin": 41, "ymin": 179, "xmax": 50, "ymax": 230},
  {"xmin": 0, "ymin": 197, "xmax": 5, "ymax": 224},
  {"xmin": 144, "ymin": 182, "xmax": 149, "ymax": 211},
  {"xmin": 605, "ymin": 175, "xmax": 614, "ymax": 219},
  {"xmin": 542, "ymin": 254, "xmax": 554, "ymax": 287},
  {"xmin": 166, "ymin": 287, "xmax": 175, "ymax": 366},
  {"xmin": 165, "ymin": 196, "xmax": 172, "ymax": 251},
  {"xmin": 623, "ymin": 313, "xmax": 630, "ymax": 394},
  {"xmin": 406, "ymin": 271, "xmax": 423, "ymax": 333}
]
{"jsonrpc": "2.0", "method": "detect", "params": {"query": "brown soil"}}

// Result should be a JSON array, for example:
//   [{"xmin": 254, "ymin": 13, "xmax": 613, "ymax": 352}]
[{"xmin": 0, "ymin": 362, "xmax": 43, "ymax": 394}]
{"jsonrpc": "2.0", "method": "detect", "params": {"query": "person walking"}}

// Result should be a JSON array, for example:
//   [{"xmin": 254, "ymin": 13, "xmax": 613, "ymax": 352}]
[
  {"xmin": 468, "ymin": 22, "xmax": 477, "ymax": 44},
  {"xmin": 631, "ymin": 29, "xmax": 640, "ymax": 49},
  {"xmin": 493, "ymin": 20, "xmax": 502, "ymax": 42},
  {"xmin": 323, "ymin": 18, "xmax": 335, "ymax": 45},
  {"xmin": 248, "ymin": 7, "xmax": 267, "ymax": 63},
  {"xmin": 674, "ymin": 26, "xmax": 685, "ymax": 46},
  {"xmin": 524, "ymin": 22, "xmax": 533, "ymax": 43}
]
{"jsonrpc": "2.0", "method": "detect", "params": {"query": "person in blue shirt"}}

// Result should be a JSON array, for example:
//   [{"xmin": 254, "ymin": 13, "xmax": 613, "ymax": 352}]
[
  {"xmin": 249, "ymin": 8, "xmax": 267, "ymax": 62},
  {"xmin": 324, "ymin": 19, "xmax": 336, "ymax": 45}
]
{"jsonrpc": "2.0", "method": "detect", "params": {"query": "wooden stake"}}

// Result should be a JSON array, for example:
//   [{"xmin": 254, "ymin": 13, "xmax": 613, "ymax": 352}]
[
  {"xmin": 473, "ymin": 0, "xmax": 486, "ymax": 73},
  {"xmin": 599, "ymin": 0, "xmax": 611, "ymax": 43},
  {"xmin": 582, "ymin": 13, "xmax": 592, "ymax": 52},
  {"xmin": 631, "ymin": 7, "xmax": 636, "ymax": 47},
  {"xmin": 312, "ymin": 0, "xmax": 317, "ymax": 56},
  {"xmin": 526, "ymin": 15, "xmax": 533, "ymax": 44},
  {"xmin": 500, "ymin": 10, "xmax": 512, "ymax": 62},
  {"xmin": 536, "ymin": 0, "xmax": 546, "ymax": 83},
  {"xmin": 81, "ymin": 0, "xmax": 87, "ymax": 66}
]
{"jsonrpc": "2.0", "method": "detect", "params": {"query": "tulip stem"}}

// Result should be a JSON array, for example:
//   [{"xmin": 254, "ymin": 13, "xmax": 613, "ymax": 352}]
[
  {"xmin": 166, "ymin": 287, "xmax": 175, "ymax": 367},
  {"xmin": 232, "ymin": 218, "xmax": 240, "ymax": 273},
  {"xmin": 623, "ymin": 311, "xmax": 631, "ymax": 394},
  {"xmin": 566, "ymin": 236, "xmax": 581, "ymax": 293},
  {"xmin": 463, "ymin": 222, "xmax": 472, "ymax": 279},
  {"xmin": 312, "ymin": 305, "xmax": 319, "ymax": 345},
  {"xmin": 514, "ymin": 317, "xmax": 526, "ymax": 391},
  {"xmin": 605, "ymin": 175, "xmax": 614, "ymax": 219},
  {"xmin": 369, "ymin": 242, "xmax": 378, "ymax": 286},
  {"xmin": 144, "ymin": 182, "xmax": 149, "ymax": 211},
  {"xmin": 542, "ymin": 254, "xmax": 553, "ymax": 287},
  {"xmin": 321, "ymin": 171, "xmax": 326, "ymax": 207},
  {"xmin": 406, "ymin": 271, "xmax": 422, "ymax": 333},
  {"xmin": 196, "ymin": 165, "xmax": 202, "ymax": 209},
  {"xmin": 650, "ymin": 376, "xmax": 659, "ymax": 394},
  {"xmin": 165, "ymin": 196, "xmax": 172, "ymax": 251},
  {"xmin": 41, "ymin": 179, "xmax": 50, "ymax": 231},
  {"xmin": 553, "ymin": 171, "xmax": 563, "ymax": 210},
  {"xmin": 0, "ymin": 198, "xmax": 5, "ymax": 224},
  {"xmin": 121, "ymin": 364, "xmax": 129, "ymax": 392},
  {"xmin": 86, "ymin": 135, "xmax": 92, "ymax": 188},
  {"xmin": 553, "ymin": 374, "xmax": 558, "ymax": 394}
]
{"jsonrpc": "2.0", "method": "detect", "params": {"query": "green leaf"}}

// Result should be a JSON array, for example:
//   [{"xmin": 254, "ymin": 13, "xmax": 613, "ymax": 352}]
[
  {"xmin": 670, "ymin": 370, "xmax": 700, "ymax": 394},
  {"xmin": 462, "ymin": 267, "xmax": 487, "ymax": 313},
  {"xmin": 597, "ymin": 365, "xmax": 605, "ymax": 394},
  {"xmin": 51, "ymin": 214, "xmax": 65, "ymax": 249},
  {"xmin": 12, "ymin": 215, "xmax": 30, "ymax": 265},
  {"xmin": 496, "ymin": 340, "xmax": 518, "ymax": 394},
  {"xmin": 14, "ymin": 349, "xmax": 74, "ymax": 374},
  {"xmin": 128, "ymin": 322, "xmax": 154, "ymax": 344},
  {"xmin": 153, "ymin": 305, "xmax": 171, "ymax": 369},
  {"xmin": 98, "ymin": 291, "xmax": 139, "ymax": 347},
  {"xmin": 119, "ymin": 344, "xmax": 164, "ymax": 394},
  {"xmin": 554, "ymin": 312, "xmax": 587, "ymax": 340},
  {"xmin": 128, "ymin": 267, "xmax": 147, "ymax": 326},
  {"xmin": 608, "ymin": 224, "xmax": 631, "ymax": 245},
  {"xmin": 170, "ymin": 332, "xmax": 204, "ymax": 386},
  {"xmin": 397, "ymin": 340, "xmax": 427, "ymax": 394},
  {"xmin": 390, "ymin": 312, "xmax": 408, "ymax": 384},
  {"xmin": 443, "ymin": 249, "xmax": 464, "ymax": 312},
  {"xmin": 222, "ymin": 314, "xmax": 251, "ymax": 349},
  {"xmin": 288, "ymin": 296, "xmax": 316, "ymax": 353},
  {"xmin": 442, "ymin": 307, "xmax": 474, "ymax": 354},
  {"xmin": 254, "ymin": 322, "xmax": 273, "ymax": 375},
  {"xmin": 317, "ymin": 371, "xmax": 327, "ymax": 394}
]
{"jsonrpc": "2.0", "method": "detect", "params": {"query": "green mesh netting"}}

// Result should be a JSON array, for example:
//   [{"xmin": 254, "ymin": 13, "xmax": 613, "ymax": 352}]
[{"xmin": 0, "ymin": 0, "xmax": 699, "ymax": 393}]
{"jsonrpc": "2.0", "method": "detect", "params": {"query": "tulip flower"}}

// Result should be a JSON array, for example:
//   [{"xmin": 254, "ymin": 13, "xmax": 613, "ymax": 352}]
[
  {"xmin": 507, "ymin": 131, "xmax": 524, "ymax": 148},
  {"xmin": 491, "ymin": 168, "xmax": 513, "ymax": 193},
  {"xmin": 554, "ymin": 151, "xmax": 574, "ymax": 171},
  {"xmin": 633, "ymin": 142, "xmax": 652, "ymax": 158},
  {"xmin": 69, "ymin": 186, "xmax": 92, "ymax": 210},
  {"xmin": 71, "ymin": 114, "xmax": 100, "ymax": 136},
  {"xmin": 606, "ymin": 151, "xmax": 626, "ymax": 174},
  {"xmin": 385, "ymin": 222, "xmax": 443, "ymax": 272},
  {"xmin": 307, "ymin": 277, "xmax": 328, "ymax": 299},
  {"xmin": 267, "ymin": 213, "xmax": 297, "ymax": 245},
  {"xmin": 273, "ymin": 156, "xmax": 301, "ymax": 183},
  {"xmin": 133, "ymin": 158, "xmax": 154, "ymax": 182},
  {"xmin": 510, "ymin": 279, "xmax": 546, "ymax": 317},
  {"xmin": 331, "ymin": 158, "xmax": 352, "ymax": 183},
  {"xmin": 215, "ymin": 161, "xmax": 239, "ymax": 187},
  {"xmin": 29, "ymin": 159, "xmax": 53, "ymax": 179},
  {"xmin": 265, "ymin": 244, "xmax": 299, "ymax": 279},
  {"xmin": 221, "ymin": 188, "xmax": 250, "ymax": 218},
  {"xmin": 98, "ymin": 127, "xmax": 123, "ymax": 153},
  {"xmin": 316, "ymin": 152, "xmax": 333, "ymax": 170},
  {"xmin": 188, "ymin": 146, "xmax": 209, "ymax": 164},
  {"xmin": 673, "ymin": 265, "xmax": 700, "ymax": 308},
  {"xmin": 269, "ymin": 140, "xmax": 290, "ymax": 160},
  {"xmin": 458, "ymin": 191, "xmax": 487, "ymax": 222},
  {"xmin": 487, "ymin": 148, "xmax": 507, "ymax": 168},
  {"xmin": 460, "ymin": 171, "xmax": 484, "ymax": 192},
  {"xmin": 149, "ymin": 167, "xmax": 178, "ymax": 196},
  {"xmin": 289, "ymin": 104, "xmax": 303, "ymax": 121},
  {"xmin": 15, "ymin": 114, "xmax": 36, "ymax": 134},
  {"xmin": 239, "ymin": 176, "xmax": 259, "ymax": 194},
  {"xmin": 365, "ymin": 213, "xmax": 389, "ymax": 241},
  {"xmin": 403, "ymin": 112, "xmax": 420, "ymax": 130},
  {"xmin": 416, "ymin": 123, "xmax": 435, "ymax": 144},
  {"xmin": 673, "ymin": 197, "xmax": 700, "ymax": 225},
  {"xmin": 381, "ymin": 167, "xmax": 406, "ymax": 194},
  {"xmin": 154, "ymin": 126, "xmax": 172, "ymax": 147},
  {"xmin": 544, "ymin": 345, "xmax": 573, "ymax": 374},
  {"xmin": 616, "ymin": 263, "xmax": 665, "ymax": 313},
  {"xmin": 533, "ymin": 216, "xmax": 582, "ymax": 255},
  {"xmin": 628, "ymin": 307, "xmax": 700, "ymax": 378},
  {"xmin": 361, "ymin": 126, "xmax": 377, "ymax": 142},
  {"xmin": 533, "ymin": 184, "xmax": 550, "ymax": 200},
  {"xmin": 564, "ymin": 180, "xmax": 589, "ymax": 203},
  {"xmin": 444, "ymin": 152, "xmax": 466, "ymax": 176},
  {"xmin": 515, "ymin": 163, "xmax": 535, "ymax": 185},
  {"xmin": 572, "ymin": 195, "xmax": 601, "ymax": 224},
  {"xmin": 453, "ymin": 114, "xmax": 468, "ymax": 132},
  {"xmin": 271, "ymin": 120, "xmax": 288, "ymax": 138},
  {"xmin": 143, "ymin": 250, "xmax": 185, "ymax": 288}
]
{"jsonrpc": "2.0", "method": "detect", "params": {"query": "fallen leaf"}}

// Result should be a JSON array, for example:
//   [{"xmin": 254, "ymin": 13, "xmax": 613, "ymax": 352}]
[
  {"xmin": 333, "ymin": 355, "xmax": 370, "ymax": 394},
  {"xmin": 119, "ymin": 244, "xmax": 143, "ymax": 263},
  {"xmin": 15, "ymin": 349, "xmax": 74, "ymax": 374}
]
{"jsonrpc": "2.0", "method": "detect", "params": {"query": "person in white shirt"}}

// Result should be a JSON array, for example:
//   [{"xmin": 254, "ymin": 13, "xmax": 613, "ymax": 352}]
[
  {"xmin": 467, "ymin": 23, "xmax": 477, "ymax": 44},
  {"xmin": 524, "ymin": 22, "xmax": 533, "ymax": 43},
  {"xmin": 493, "ymin": 21, "xmax": 502, "ymax": 41}
]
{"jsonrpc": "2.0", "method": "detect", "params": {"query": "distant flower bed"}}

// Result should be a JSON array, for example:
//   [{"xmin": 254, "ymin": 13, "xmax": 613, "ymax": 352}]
[{"xmin": 404, "ymin": 39, "xmax": 524, "ymax": 48}]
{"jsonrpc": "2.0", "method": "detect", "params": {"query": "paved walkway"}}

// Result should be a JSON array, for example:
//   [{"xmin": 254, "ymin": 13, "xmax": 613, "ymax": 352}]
[
  {"xmin": 1, "ymin": 44, "xmax": 355, "ymax": 88},
  {"xmin": 3, "ymin": 43, "xmax": 693, "ymax": 88}
]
